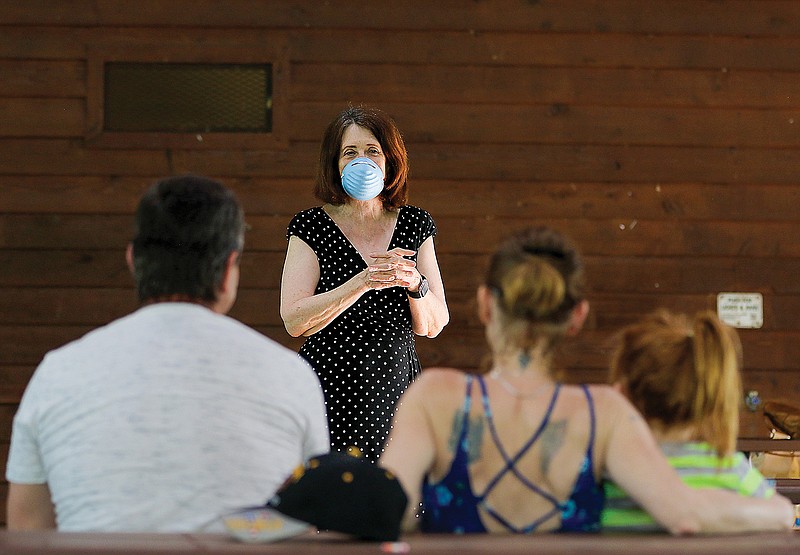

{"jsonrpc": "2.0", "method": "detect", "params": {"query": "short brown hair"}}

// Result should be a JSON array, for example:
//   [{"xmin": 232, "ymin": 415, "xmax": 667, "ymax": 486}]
[
  {"xmin": 314, "ymin": 106, "xmax": 409, "ymax": 210},
  {"xmin": 131, "ymin": 174, "xmax": 245, "ymax": 303}
]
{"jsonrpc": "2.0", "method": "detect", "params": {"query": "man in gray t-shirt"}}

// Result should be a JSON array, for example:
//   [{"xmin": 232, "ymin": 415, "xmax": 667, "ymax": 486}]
[{"xmin": 6, "ymin": 175, "xmax": 329, "ymax": 531}]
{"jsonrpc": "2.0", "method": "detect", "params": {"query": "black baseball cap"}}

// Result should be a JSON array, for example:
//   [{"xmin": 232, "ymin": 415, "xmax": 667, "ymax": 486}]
[{"xmin": 223, "ymin": 451, "xmax": 408, "ymax": 543}]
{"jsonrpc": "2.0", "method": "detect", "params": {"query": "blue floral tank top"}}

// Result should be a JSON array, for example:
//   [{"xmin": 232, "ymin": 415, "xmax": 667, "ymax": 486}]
[{"xmin": 420, "ymin": 375, "xmax": 603, "ymax": 533}]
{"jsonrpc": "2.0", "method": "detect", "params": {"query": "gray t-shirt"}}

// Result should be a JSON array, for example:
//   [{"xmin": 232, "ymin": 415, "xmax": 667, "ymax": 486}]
[{"xmin": 6, "ymin": 303, "xmax": 329, "ymax": 532}]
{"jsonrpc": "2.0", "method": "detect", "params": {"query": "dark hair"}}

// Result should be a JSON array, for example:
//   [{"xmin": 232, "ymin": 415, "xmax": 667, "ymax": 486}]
[
  {"xmin": 609, "ymin": 310, "xmax": 743, "ymax": 457},
  {"xmin": 485, "ymin": 226, "xmax": 585, "ymax": 355},
  {"xmin": 130, "ymin": 174, "xmax": 245, "ymax": 303},
  {"xmin": 314, "ymin": 106, "xmax": 409, "ymax": 209}
]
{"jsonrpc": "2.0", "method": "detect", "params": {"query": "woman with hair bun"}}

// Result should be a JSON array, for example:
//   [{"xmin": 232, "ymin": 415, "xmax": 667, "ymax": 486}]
[
  {"xmin": 602, "ymin": 309, "xmax": 777, "ymax": 531},
  {"xmin": 380, "ymin": 226, "xmax": 792, "ymax": 535}
]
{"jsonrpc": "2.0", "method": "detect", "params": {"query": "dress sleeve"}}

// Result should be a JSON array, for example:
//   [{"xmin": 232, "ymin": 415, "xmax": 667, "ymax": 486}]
[
  {"xmin": 286, "ymin": 208, "xmax": 322, "ymax": 253},
  {"xmin": 419, "ymin": 207, "xmax": 437, "ymax": 243},
  {"xmin": 389, "ymin": 206, "xmax": 438, "ymax": 258},
  {"xmin": 405, "ymin": 206, "xmax": 437, "ymax": 248}
]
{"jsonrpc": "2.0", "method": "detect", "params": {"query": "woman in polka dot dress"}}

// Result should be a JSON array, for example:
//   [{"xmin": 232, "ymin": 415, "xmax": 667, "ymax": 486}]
[{"xmin": 280, "ymin": 106, "xmax": 450, "ymax": 461}]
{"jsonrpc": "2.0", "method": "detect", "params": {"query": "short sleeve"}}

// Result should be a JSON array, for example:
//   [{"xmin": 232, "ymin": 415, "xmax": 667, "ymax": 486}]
[
  {"xmin": 401, "ymin": 206, "xmax": 437, "ymax": 249},
  {"xmin": 286, "ymin": 210, "xmax": 308, "ymax": 242},
  {"xmin": 286, "ymin": 208, "xmax": 326, "ymax": 251},
  {"xmin": 418, "ymin": 207, "xmax": 437, "ymax": 242},
  {"xmin": 6, "ymin": 373, "xmax": 47, "ymax": 484}
]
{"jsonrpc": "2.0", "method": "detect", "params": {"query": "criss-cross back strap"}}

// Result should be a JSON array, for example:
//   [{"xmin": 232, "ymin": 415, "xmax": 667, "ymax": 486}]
[{"xmin": 474, "ymin": 376, "xmax": 566, "ymax": 533}]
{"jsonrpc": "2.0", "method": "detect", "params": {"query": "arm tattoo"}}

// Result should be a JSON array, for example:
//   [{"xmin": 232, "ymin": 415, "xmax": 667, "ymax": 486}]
[
  {"xmin": 539, "ymin": 419, "xmax": 566, "ymax": 476},
  {"xmin": 448, "ymin": 412, "xmax": 485, "ymax": 463}
]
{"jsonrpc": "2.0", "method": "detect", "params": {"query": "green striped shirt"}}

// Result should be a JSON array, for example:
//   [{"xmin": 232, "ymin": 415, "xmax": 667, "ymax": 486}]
[{"xmin": 601, "ymin": 441, "xmax": 775, "ymax": 532}]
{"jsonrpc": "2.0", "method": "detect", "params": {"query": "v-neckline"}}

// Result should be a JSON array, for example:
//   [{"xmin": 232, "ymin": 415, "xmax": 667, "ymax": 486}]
[{"xmin": 320, "ymin": 206, "xmax": 403, "ymax": 267}]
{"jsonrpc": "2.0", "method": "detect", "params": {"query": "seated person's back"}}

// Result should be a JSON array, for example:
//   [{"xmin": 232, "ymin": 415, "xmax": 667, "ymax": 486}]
[
  {"xmin": 5, "ymin": 175, "xmax": 329, "ymax": 532},
  {"xmin": 418, "ymin": 371, "xmax": 606, "ymax": 533}
]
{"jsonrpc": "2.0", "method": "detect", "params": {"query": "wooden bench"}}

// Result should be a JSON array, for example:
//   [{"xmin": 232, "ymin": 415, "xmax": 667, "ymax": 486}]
[{"xmin": 0, "ymin": 530, "xmax": 797, "ymax": 555}]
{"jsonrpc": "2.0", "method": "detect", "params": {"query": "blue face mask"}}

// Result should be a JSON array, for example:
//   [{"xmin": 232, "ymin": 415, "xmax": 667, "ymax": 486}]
[{"xmin": 341, "ymin": 158, "xmax": 385, "ymax": 201}]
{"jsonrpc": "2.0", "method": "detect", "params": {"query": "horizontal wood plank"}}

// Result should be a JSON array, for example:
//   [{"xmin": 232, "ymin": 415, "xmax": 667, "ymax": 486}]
[
  {"xmin": 4, "ymin": 250, "xmax": 800, "ymax": 295},
  {"xmin": 0, "ymin": 176, "xmax": 316, "ymax": 215},
  {"xmin": 3, "ymin": 323, "xmax": 799, "ymax": 373},
  {"xmin": 416, "ymin": 181, "xmax": 800, "ymax": 221},
  {"xmin": 414, "ymin": 328, "xmax": 800, "ymax": 373},
  {"xmin": 0, "ymin": 60, "xmax": 85, "ymax": 97},
  {"xmin": 4, "ymin": 140, "xmax": 800, "ymax": 185},
  {"xmin": 4, "ymin": 178, "xmax": 800, "ymax": 224},
  {"xmin": 5, "ymin": 288, "xmax": 800, "ymax": 334},
  {"xmin": 291, "ymin": 64, "xmax": 800, "ymax": 109},
  {"xmin": 5, "ymin": 27, "xmax": 800, "ymax": 72},
  {"xmin": 291, "ymin": 102, "xmax": 800, "ymax": 148},
  {"xmin": 289, "ymin": 30, "xmax": 800, "ymax": 71},
  {"xmin": 445, "ymin": 254, "xmax": 800, "ymax": 295},
  {"xmin": 0, "ymin": 287, "xmax": 280, "ymax": 328},
  {"xmin": 0, "ymin": 99, "xmax": 84, "ymax": 137},
  {"xmin": 3, "ymin": 1, "xmax": 800, "ymax": 37},
  {"xmin": 406, "ymin": 143, "xmax": 800, "ymax": 184},
  {"xmin": 0, "ymin": 288, "xmax": 138, "ymax": 326},
  {"xmin": 6, "ymin": 214, "xmax": 800, "ymax": 258}
]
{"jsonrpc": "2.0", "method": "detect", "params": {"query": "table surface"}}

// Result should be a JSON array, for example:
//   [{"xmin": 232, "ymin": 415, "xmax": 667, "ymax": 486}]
[{"xmin": 0, "ymin": 530, "xmax": 798, "ymax": 555}]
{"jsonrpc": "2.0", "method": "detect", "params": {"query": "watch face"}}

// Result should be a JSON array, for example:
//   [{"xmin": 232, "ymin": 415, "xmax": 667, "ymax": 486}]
[
  {"xmin": 418, "ymin": 278, "xmax": 429, "ymax": 297},
  {"xmin": 409, "ymin": 277, "xmax": 429, "ymax": 298}
]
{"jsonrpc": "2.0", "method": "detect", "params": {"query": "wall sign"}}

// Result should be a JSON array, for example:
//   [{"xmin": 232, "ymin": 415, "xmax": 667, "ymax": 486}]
[{"xmin": 716, "ymin": 293, "xmax": 763, "ymax": 329}]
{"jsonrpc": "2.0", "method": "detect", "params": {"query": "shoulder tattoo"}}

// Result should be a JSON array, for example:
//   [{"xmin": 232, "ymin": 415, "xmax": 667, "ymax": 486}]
[
  {"xmin": 539, "ymin": 419, "xmax": 567, "ymax": 475},
  {"xmin": 448, "ymin": 412, "xmax": 485, "ymax": 463}
]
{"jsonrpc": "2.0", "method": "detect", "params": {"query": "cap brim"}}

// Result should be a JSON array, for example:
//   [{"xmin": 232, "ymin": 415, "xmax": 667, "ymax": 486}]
[{"xmin": 222, "ymin": 506, "xmax": 311, "ymax": 543}]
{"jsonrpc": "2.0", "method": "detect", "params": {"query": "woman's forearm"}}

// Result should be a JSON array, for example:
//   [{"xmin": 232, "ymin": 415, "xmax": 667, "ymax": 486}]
[
  {"xmin": 692, "ymin": 489, "xmax": 794, "ymax": 534},
  {"xmin": 282, "ymin": 271, "xmax": 369, "ymax": 337},
  {"xmin": 408, "ymin": 292, "xmax": 450, "ymax": 338}
]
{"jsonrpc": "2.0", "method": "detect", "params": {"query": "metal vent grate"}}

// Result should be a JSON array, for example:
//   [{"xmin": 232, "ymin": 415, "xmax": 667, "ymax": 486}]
[{"xmin": 104, "ymin": 63, "xmax": 272, "ymax": 133}]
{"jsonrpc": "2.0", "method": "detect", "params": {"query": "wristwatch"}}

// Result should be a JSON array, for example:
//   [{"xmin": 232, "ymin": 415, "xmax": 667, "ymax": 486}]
[{"xmin": 407, "ymin": 275, "xmax": 429, "ymax": 299}]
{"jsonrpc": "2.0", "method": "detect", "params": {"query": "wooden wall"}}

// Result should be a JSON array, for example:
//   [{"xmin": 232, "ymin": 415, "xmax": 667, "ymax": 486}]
[{"xmin": 2, "ymin": 0, "xmax": 800, "ymax": 523}]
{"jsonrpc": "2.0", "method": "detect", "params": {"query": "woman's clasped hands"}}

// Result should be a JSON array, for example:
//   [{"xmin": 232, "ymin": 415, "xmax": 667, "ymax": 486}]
[{"xmin": 365, "ymin": 248, "xmax": 421, "ymax": 290}]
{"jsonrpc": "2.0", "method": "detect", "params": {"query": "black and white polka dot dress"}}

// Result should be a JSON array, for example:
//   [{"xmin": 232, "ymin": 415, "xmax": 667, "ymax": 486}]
[{"xmin": 286, "ymin": 205, "xmax": 437, "ymax": 461}]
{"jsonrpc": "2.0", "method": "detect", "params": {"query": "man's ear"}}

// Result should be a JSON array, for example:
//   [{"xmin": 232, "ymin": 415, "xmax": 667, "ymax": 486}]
[
  {"xmin": 218, "ymin": 251, "xmax": 240, "ymax": 295},
  {"xmin": 566, "ymin": 299, "xmax": 590, "ymax": 337},
  {"xmin": 125, "ymin": 243, "xmax": 135, "ymax": 274}
]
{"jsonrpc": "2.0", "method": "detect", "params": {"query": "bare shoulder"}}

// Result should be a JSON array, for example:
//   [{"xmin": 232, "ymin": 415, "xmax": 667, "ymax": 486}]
[
  {"xmin": 407, "ymin": 367, "xmax": 472, "ymax": 404},
  {"xmin": 559, "ymin": 383, "xmax": 620, "ymax": 403},
  {"xmin": 581, "ymin": 383, "xmax": 649, "ymax": 434},
  {"xmin": 583, "ymin": 383, "xmax": 626, "ymax": 404},
  {"xmin": 417, "ymin": 367, "xmax": 470, "ymax": 385},
  {"xmin": 560, "ymin": 383, "xmax": 638, "ymax": 422}
]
